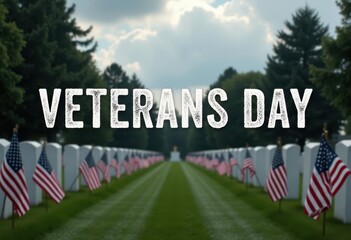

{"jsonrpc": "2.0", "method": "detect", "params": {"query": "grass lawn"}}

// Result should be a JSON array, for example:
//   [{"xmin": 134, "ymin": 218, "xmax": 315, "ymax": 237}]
[
  {"xmin": 139, "ymin": 163, "xmax": 210, "ymax": 240},
  {"xmin": 0, "ymin": 163, "xmax": 160, "ymax": 240},
  {"xmin": 190, "ymin": 163, "xmax": 351, "ymax": 240}
]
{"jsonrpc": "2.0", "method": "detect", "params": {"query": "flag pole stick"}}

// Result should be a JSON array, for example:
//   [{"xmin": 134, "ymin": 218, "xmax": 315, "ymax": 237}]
[
  {"xmin": 45, "ymin": 193, "xmax": 48, "ymax": 214},
  {"xmin": 68, "ymin": 173, "xmax": 80, "ymax": 192},
  {"xmin": 278, "ymin": 137, "xmax": 283, "ymax": 212},
  {"xmin": 1, "ymin": 196, "xmax": 6, "ymax": 219},
  {"xmin": 11, "ymin": 204, "xmax": 15, "ymax": 230},
  {"xmin": 322, "ymin": 123, "xmax": 329, "ymax": 236},
  {"xmin": 279, "ymin": 199, "xmax": 282, "ymax": 212}
]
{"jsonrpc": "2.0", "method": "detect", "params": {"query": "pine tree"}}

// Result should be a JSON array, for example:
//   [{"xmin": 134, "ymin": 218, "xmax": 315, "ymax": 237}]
[
  {"xmin": 311, "ymin": 0, "xmax": 351, "ymax": 117},
  {"xmin": 264, "ymin": 6, "xmax": 342, "ymax": 149},
  {"xmin": 0, "ymin": 3, "xmax": 25, "ymax": 137},
  {"xmin": 3, "ymin": 0, "xmax": 98, "ymax": 141}
]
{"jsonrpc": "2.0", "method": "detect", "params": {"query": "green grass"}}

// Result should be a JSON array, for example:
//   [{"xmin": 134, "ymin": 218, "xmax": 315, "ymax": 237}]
[
  {"xmin": 0, "ymin": 163, "xmax": 161, "ymax": 240},
  {"xmin": 189, "ymin": 163, "xmax": 351, "ymax": 240},
  {"xmin": 139, "ymin": 163, "xmax": 210, "ymax": 240}
]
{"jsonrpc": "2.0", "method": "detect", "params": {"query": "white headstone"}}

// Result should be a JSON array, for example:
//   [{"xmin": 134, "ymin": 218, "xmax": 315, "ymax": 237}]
[
  {"xmin": 93, "ymin": 146, "xmax": 104, "ymax": 180},
  {"xmin": 265, "ymin": 145, "xmax": 277, "ymax": 192},
  {"xmin": 299, "ymin": 151, "xmax": 304, "ymax": 174},
  {"xmin": 0, "ymin": 139, "xmax": 12, "ymax": 218},
  {"xmin": 253, "ymin": 146, "xmax": 266, "ymax": 188},
  {"xmin": 20, "ymin": 141, "xmax": 42, "ymax": 205},
  {"xmin": 170, "ymin": 151, "xmax": 180, "ymax": 162},
  {"xmin": 46, "ymin": 143, "xmax": 62, "ymax": 185},
  {"xmin": 238, "ymin": 148, "xmax": 246, "ymax": 182},
  {"xmin": 282, "ymin": 144, "xmax": 300, "ymax": 199},
  {"xmin": 334, "ymin": 140, "xmax": 351, "ymax": 223},
  {"xmin": 64, "ymin": 144, "xmax": 80, "ymax": 192},
  {"xmin": 301, "ymin": 142, "xmax": 319, "ymax": 205}
]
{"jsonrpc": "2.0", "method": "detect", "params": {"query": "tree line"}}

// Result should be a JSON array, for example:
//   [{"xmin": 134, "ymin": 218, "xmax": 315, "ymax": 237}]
[{"xmin": 0, "ymin": 1, "xmax": 350, "ymax": 156}]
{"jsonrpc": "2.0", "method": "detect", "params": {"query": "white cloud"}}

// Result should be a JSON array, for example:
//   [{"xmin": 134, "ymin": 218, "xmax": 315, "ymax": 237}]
[
  {"xmin": 124, "ymin": 62, "xmax": 142, "ymax": 75},
  {"xmin": 69, "ymin": 0, "xmax": 340, "ymax": 90}
]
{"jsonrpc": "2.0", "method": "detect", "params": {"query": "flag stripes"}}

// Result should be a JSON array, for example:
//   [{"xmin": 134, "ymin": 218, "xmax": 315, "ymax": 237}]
[
  {"xmin": 33, "ymin": 165, "xmax": 65, "ymax": 204},
  {"xmin": 79, "ymin": 150, "xmax": 101, "ymax": 191}
]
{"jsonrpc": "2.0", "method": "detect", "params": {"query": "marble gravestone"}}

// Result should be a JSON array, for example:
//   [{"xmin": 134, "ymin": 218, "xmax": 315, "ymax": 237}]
[
  {"xmin": 0, "ymin": 139, "xmax": 12, "ymax": 218},
  {"xmin": 334, "ymin": 140, "xmax": 351, "ymax": 223},
  {"xmin": 46, "ymin": 143, "xmax": 62, "ymax": 185},
  {"xmin": 20, "ymin": 141, "xmax": 42, "ymax": 205},
  {"xmin": 92, "ymin": 146, "xmax": 104, "ymax": 180},
  {"xmin": 253, "ymin": 146, "xmax": 266, "ymax": 188},
  {"xmin": 170, "ymin": 146, "xmax": 180, "ymax": 162},
  {"xmin": 79, "ymin": 145, "xmax": 92, "ymax": 187},
  {"xmin": 301, "ymin": 142, "xmax": 319, "ymax": 205},
  {"xmin": 282, "ymin": 144, "xmax": 300, "ymax": 199},
  {"xmin": 64, "ymin": 144, "xmax": 80, "ymax": 192}
]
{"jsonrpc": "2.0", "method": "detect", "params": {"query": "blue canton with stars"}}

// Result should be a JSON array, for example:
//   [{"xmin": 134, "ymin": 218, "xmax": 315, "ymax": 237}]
[
  {"xmin": 124, "ymin": 155, "xmax": 129, "ymax": 162},
  {"xmin": 229, "ymin": 152, "xmax": 233, "ymax": 159},
  {"xmin": 101, "ymin": 152, "xmax": 108, "ymax": 165},
  {"xmin": 272, "ymin": 147, "xmax": 284, "ymax": 169},
  {"xmin": 6, "ymin": 133, "xmax": 23, "ymax": 173},
  {"xmin": 219, "ymin": 154, "xmax": 225, "ymax": 163},
  {"xmin": 38, "ymin": 149, "xmax": 53, "ymax": 174},
  {"xmin": 315, "ymin": 135, "xmax": 337, "ymax": 174},
  {"xmin": 245, "ymin": 148, "xmax": 251, "ymax": 159},
  {"xmin": 85, "ymin": 150, "xmax": 95, "ymax": 168}
]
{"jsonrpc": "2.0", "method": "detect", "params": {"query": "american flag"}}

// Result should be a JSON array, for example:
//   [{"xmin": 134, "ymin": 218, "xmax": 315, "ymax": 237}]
[
  {"xmin": 304, "ymin": 134, "xmax": 351, "ymax": 219},
  {"xmin": 122, "ymin": 155, "xmax": 131, "ymax": 175},
  {"xmin": 266, "ymin": 146, "xmax": 287, "ymax": 202},
  {"xmin": 110, "ymin": 153, "xmax": 120, "ymax": 178},
  {"xmin": 217, "ymin": 155, "xmax": 227, "ymax": 176},
  {"xmin": 241, "ymin": 149, "xmax": 256, "ymax": 182},
  {"xmin": 79, "ymin": 150, "xmax": 101, "ymax": 191},
  {"xmin": 97, "ymin": 151, "xmax": 111, "ymax": 183},
  {"xmin": 229, "ymin": 152, "xmax": 238, "ymax": 167},
  {"xmin": 33, "ymin": 147, "xmax": 65, "ymax": 204},
  {"xmin": 0, "ymin": 132, "xmax": 30, "ymax": 217},
  {"xmin": 228, "ymin": 152, "xmax": 238, "ymax": 176}
]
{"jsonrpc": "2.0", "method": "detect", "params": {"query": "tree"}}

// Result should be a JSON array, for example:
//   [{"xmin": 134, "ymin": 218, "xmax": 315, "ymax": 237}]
[
  {"xmin": 3, "ymin": 0, "xmax": 97, "ymax": 141},
  {"xmin": 209, "ymin": 71, "xmax": 265, "ymax": 148},
  {"xmin": 264, "ymin": 6, "xmax": 342, "ymax": 149},
  {"xmin": 311, "ymin": 0, "xmax": 351, "ymax": 117},
  {"xmin": 102, "ymin": 63, "xmax": 148, "ymax": 149},
  {"xmin": 0, "ymin": 3, "xmax": 25, "ymax": 137}
]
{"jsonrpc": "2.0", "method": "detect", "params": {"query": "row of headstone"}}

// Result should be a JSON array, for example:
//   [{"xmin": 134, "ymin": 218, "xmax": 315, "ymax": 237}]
[
  {"xmin": 189, "ymin": 139, "xmax": 351, "ymax": 223},
  {"xmin": 0, "ymin": 139, "xmax": 158, "ymax": 219}
]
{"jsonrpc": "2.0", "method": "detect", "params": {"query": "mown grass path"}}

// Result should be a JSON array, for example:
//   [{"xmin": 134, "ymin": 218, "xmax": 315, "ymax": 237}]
[
  {"xmin": 43, "ymin": 163, "xmax": 170, "ymax": 240},
  {"xmin": 42, "ymin": 162, "xmax": 296, "ymax": 240},
  {"xmin": 182, "ymin": 163, "xmax": 295, "ymax": 240}
]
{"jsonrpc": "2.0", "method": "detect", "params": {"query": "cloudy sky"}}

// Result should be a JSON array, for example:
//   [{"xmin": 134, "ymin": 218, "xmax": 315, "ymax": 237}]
[{"xmin": 67, "ymin": 0, "xmax": 340, "ymax": 91}]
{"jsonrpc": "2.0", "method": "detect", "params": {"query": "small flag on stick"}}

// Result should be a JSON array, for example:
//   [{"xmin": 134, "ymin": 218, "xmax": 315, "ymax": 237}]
[
  {"xmin": 33, "ymin": 145, "xmax": 65, "ymax": 204},
  {"xmin": 304, "ymin": 133, "xmax": 351, "ymax": 220},
  {"xmin": 0, "ymin": 128, "xmax": 30, "ymax": 217},
  {"xmin": 79, "ymin": 149, "xmax": 101, "ymax": 191}
]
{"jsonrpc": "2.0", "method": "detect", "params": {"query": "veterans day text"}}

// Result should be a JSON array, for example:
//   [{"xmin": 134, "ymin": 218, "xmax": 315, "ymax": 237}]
[{"xmin": 39, "ymin": 88, "xmax": 313, "ymax": 129}]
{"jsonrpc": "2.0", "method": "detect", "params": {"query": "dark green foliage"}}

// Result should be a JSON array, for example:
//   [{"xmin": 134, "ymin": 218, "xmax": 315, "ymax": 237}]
[
  {"xmin": 3, "ymin": 0, "xmax": 104, "ymax": 142},
  {"xmin": 311, "ymin": 0, "xmax": 351, "ymax": 117},
  {"xmin": 0, "ymin": 3, "xmax": 25, "ymax": 138},
  {"xmin": 264, "ymin": 6, "xmax": 342, "ymax": 148},
  {"xmin": 102, "ymin": 63, "xmax": 149, "ymax": 149}
]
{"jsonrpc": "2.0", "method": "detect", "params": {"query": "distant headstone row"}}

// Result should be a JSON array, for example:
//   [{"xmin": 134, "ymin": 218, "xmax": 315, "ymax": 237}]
[
  {"xmin": 0, "ymin": 137, "xmax": 163, "ymax": 219},
  {"xmin": 186, "ymin": 138, "xmax": 351, "ymax": 223}
]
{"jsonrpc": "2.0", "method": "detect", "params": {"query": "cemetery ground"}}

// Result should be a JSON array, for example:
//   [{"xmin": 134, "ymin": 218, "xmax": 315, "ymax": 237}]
[{"xmin": 0, "ymin": 162, "xmax": 350, "ymax": 240}]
